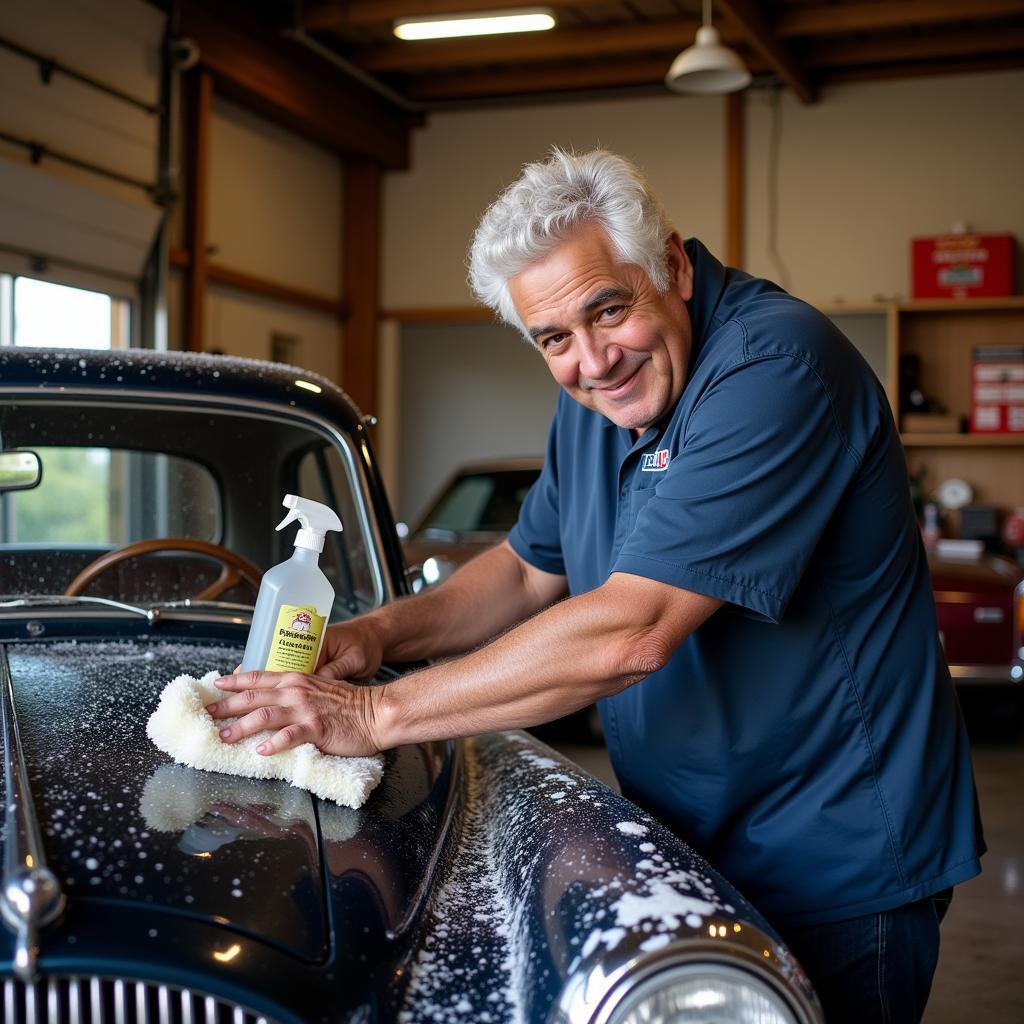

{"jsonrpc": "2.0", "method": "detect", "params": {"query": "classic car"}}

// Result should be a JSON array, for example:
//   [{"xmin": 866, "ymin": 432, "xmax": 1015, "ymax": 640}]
[
  {"xmin": 400, "ymin": 458, "xmax": 542, "ymax": 589},
  {"xmin": 929, "ymin": 550, "xmax": 1024, "ymax": 688},
  {"xmin": 0, "ymin": 346, "xmax": 823, "ymax": 1024}
]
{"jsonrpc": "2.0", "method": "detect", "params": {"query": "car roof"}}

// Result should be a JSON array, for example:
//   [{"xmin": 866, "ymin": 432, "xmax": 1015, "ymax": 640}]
[{"xmin": 0, "ymin": 346, "xmax": 365, "ymax": 436}]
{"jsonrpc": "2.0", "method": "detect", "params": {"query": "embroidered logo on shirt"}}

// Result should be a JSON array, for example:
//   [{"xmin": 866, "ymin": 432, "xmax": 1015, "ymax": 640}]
[{"xmin": 641, "ymin": 449, "xmax": 670, "ymax": 472}]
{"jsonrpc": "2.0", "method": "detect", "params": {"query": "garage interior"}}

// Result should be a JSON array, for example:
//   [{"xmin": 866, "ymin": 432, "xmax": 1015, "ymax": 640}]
[{"xmin": 1, "ymin": 0, "xmax": 1022, "ymax": 1020}]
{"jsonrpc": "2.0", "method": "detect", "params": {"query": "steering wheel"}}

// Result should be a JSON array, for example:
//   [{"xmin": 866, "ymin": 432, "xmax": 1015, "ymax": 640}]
[{"xmin": 65, "ymin": 538, "xmax": 263, "ymax": 602}]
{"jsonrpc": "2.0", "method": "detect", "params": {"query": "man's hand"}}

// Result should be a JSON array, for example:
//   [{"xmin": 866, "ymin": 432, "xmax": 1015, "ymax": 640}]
[
  {"xmin": 315, "ymin": 619, "xmax": 386, "ymax": 681},
  {"xmin": 206, "ymin": 671, "xmax": 384, "ymax": 757}
]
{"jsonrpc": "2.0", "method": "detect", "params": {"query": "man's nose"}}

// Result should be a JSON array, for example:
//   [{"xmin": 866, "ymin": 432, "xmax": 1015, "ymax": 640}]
[{"xmin": 577, "ymin": 332, "xmax": 620, "ymax": 383}]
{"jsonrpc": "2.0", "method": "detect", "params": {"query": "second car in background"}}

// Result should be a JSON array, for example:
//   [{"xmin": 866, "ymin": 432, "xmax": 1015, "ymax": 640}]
[{"xmin": 401, "ymin": 457, "xmax": 542, "ymax": 589}]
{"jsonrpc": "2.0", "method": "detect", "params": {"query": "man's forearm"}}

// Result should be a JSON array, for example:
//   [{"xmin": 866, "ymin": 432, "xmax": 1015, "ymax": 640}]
[
  {"xmin": 373, "ymin": 572, "xmax": 722, "ymax": 748},
  {"xmin": 356, "ymin": 540, "xmax": 565, "ymax": 665}
]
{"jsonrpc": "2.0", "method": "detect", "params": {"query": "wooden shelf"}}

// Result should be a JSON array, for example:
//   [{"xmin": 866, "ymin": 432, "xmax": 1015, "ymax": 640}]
[
  {"xmin": 898, "ymin": 296, "xmax": 1024, "ymax": 313},
  {"xmin": 892, "ymin": 298, "xmax": 1024, "ymax": 510},
  {"xmin": 817, "ymin": 297, "xmax": 1024, "ymax": 316},
  {"xmin": 901, "ymin": 433, "xmax": 1024, "ymax": 447}
]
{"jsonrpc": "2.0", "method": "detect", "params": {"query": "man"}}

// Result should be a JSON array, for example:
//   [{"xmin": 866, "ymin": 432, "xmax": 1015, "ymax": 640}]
[{"xmin": 209, "ymin": 148, "xmax": 983, "ymax": 1022}]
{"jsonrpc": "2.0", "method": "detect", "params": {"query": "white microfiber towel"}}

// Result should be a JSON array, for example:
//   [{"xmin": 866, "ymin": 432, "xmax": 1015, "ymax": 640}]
[{"xmin": 146, "ymin": 672, "xmax": 384, "ymax": 808}]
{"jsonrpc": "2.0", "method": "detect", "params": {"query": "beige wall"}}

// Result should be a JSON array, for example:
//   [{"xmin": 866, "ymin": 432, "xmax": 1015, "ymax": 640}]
[
  {"xmin": 204, "ymin": 284, "xmax": 341, "ymax": 379},
  {"xmin": 383, "ymin": 94, "xmax": 726, "ymax": 310},
  {"xmin": 744, "ymin": 71, "xmax": 1024, "ymax": 305},
  {"xmin": 384, "ymin": 70, "xmax": 1024, "ymax": 310},
  {"xmin": 208, "ymin": 98, "xmax": 343, "ymax": 299},
  {"xmin": 168, "ymin": 97, "xmax": 344, "ymax": 377}
]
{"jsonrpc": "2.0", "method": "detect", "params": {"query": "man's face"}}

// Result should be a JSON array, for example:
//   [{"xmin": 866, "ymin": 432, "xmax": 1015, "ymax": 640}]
[{"xmin": 508, "ymin": 223, "xmax": 694, "ymax": 435}]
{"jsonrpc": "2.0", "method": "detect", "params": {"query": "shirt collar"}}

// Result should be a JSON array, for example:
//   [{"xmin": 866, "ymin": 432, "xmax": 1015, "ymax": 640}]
[{"xmin": 683, "ymin": 237, "xmax": 730, "ymax": 360}]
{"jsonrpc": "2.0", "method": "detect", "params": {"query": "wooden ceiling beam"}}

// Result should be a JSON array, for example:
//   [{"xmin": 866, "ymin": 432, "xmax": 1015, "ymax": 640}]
[
  {"xmin": 357, "ymin": 18, "xmax": 704, "ymax": 72},
  {"xmin": 401, "ymin": 25, "xmax": 1024, "ymax": 103},
  {"xmin": 822, "ymin": 53, "xmax": 1024, "ymax": 83},
  {"xmin": 178, "ymin": 0, "xmax": 413, "ymax": 169},
  {"xmin": 403, "ymin": 57, "xmax": 680, "ymax": 102},
  {"xmin": 323, "ymin": 0, "xmax": 1024, "ymax": 39},
  {"xmin": 806, "ymin": 25, "xmax": 1024, "ymax": 67},
  {"xmin": 716, "ymin": 0, "xmax": 817, "ymax": 103},
  {"xmin": 777, "ymin": 0, "xmax": 1024, "ymax": 37}
]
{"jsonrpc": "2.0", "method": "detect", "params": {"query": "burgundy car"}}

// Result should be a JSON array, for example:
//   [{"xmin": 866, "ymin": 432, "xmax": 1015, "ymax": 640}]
[{"xmin": 930, "ymin": 551, "xmax": 1024, "ymax": 686}]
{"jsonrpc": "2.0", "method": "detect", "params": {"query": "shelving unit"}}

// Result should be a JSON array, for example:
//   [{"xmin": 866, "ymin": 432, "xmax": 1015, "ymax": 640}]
[{"xmin": 824, "ymin": 297, "xmax": 1024, "ymax": 517}]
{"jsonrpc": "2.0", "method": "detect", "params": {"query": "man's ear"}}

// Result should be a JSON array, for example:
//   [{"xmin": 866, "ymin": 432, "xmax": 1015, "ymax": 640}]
[{"xmin": 665, "ymin": 232, "xmax": 694, "ymax": 302}]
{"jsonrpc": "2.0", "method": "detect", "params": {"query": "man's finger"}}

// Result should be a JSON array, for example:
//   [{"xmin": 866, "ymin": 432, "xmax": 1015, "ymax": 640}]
[
  {"xmin": 215, "ymin": 700, "xmax": 292, "ymax": 744},
  {"xmin": 254, "ymin": 723, "xmax": 310, "ymax": 757},
  {"xmin": 207, "ymin": 684, "xmax": 283, "ymax": 724},
  {"xmin": 214, "ymin": 670, "xmax": 280, "ymax": 692}
]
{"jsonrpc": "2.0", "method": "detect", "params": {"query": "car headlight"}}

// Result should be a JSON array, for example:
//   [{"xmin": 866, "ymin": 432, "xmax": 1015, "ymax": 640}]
[{"xmin": 606, "ymin": 963, "xmax": 798, "ymax": 1024}]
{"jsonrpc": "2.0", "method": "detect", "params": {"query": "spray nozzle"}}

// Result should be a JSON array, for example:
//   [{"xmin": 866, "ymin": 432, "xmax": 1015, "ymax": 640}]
[{"xmin": 276, "ymin": 494, "xmax": 343, "ymax": 553}]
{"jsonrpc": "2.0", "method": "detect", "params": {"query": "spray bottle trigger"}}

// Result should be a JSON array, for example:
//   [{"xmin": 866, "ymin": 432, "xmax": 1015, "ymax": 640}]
[{"xmin": 276, "ymin": 509, "xmax": 301, "ymax": 532}]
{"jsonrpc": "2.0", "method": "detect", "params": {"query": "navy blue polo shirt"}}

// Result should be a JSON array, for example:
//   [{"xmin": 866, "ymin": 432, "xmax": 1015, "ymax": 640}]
[{"xmin": 509, "ymin": 239, "xmax": 983, "ymax": 927}]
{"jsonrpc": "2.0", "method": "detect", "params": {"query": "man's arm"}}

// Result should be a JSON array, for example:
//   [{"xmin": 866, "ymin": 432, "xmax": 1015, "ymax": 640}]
[
  {"xmin": 318, "ymin": 539, "xmax": 567, "ymax": 679},
  {"xmin": 208, "ymin": 572, "xmax": 722, "ymax": 756}
]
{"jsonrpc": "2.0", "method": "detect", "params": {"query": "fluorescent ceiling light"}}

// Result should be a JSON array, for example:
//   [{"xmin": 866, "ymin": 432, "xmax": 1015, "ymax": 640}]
[{"xmin": 394, "ymin": 8, "xmax": 556, "ymax": 41}]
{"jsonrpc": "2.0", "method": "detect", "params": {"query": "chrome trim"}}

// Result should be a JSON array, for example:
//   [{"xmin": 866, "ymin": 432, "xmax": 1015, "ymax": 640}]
[
  {"xmin": 0, "ymin": 597, "xmax": 156, "ymax": 620},
  {"xmin": 0, "ymin": 976, "xmax": 277, "ymax": 1024},
  {"xmin": 0, "ymin": 647, "xmax": 66, "ymax": 981},
  {"xmin": 0, "ymin": 608, "xmax": 253, "ymax": 629},
  {"xmin": 0, "ymin": 386, "xmax": 395, "ymax": 606},
  {"xmin": 551, "ymin": 920, "xmax": 823, "ymax": 1024},
  {"xmin": 948, "ymin": 664, "xmax": 1023, "ymax": 685}
]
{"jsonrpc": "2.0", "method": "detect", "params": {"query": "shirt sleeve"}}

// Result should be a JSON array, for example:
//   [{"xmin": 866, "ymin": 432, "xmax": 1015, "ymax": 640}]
[
  {"xmin": 613, "ymin": 353, "xmax": 863, "ymax": 622},
  {"xmin": 507, "ymin": 412, "xmax": 566, "ymax": 576}
]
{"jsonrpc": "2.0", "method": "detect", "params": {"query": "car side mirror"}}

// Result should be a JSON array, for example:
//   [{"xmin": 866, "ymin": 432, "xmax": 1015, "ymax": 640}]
[{"xmin": 0, "ymin": 451, "xmax": 42, "ymax": 493}]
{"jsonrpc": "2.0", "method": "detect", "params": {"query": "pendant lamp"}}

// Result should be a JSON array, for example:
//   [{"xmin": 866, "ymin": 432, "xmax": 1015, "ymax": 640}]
[{"xmin": 666, "ymin": 0, "xmax": 751, "ymax": 95}]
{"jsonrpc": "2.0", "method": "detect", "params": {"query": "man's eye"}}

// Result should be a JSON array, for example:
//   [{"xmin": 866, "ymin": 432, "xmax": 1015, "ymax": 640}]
[
  {"xmin": 542, "ymin": 334, "xmax": 568, "ymax": 350},
  {"xmin": 599, "ymin": 305, "xmax": 625, "ymax": 320}
]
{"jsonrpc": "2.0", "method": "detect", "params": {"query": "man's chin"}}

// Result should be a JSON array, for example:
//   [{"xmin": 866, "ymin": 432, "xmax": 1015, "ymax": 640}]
[{"xmin": 602, "ymin": 404, "xmax": 656, "ymax": 433}]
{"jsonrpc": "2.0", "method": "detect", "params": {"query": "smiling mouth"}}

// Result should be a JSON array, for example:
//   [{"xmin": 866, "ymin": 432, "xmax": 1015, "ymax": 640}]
[{"xmin": 596, "ymin": 365, "xmax": 642, "ymax": 396}]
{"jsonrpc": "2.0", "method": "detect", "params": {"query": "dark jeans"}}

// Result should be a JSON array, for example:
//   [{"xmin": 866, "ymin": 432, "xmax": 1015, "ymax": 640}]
[{"xmin": 774, "ymin": 889, "xmax": 953, "ymax": 1024}]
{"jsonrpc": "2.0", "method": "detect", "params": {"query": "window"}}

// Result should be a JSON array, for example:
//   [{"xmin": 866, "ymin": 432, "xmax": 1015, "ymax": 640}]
[
  {"xmin": 1, "ymin": 275, "xmax": 131, "ymax": 351},
  {"xmin": 1, "ymin": 448, "xmax": 220, "ymax": 546}
]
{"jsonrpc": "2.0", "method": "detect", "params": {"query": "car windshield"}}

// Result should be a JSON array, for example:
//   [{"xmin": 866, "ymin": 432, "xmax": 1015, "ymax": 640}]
[
  {"xmin": 0, "ymin": 397, "xmax": 385, "ymax": 618},
  {"xmin": 419, "ymin": 469, "xmax": 540, "ymax": 535}
]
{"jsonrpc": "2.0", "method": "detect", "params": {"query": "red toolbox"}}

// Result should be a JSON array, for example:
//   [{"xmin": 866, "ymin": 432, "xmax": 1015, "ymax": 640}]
[{"xmin": 912, "ymin": 233, "xmax": 1015, "ymax": 299}]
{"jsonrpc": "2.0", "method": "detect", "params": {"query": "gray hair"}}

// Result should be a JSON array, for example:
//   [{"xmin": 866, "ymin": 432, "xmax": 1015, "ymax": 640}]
[{"xmin": 467, "ymin": 148, "xmax": 676, "ymax": 336}]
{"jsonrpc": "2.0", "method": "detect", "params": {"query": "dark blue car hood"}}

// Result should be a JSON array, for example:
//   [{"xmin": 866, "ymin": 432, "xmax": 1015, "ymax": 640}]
[{"xmin": 2, "ymin": 636, "xmax": 452, "ymax": 968}]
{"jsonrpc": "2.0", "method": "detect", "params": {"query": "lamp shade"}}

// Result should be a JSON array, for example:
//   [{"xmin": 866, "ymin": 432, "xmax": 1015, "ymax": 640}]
[{"xmin": 665, "ymin": 25, "xmax": 751, "ymax": 94}]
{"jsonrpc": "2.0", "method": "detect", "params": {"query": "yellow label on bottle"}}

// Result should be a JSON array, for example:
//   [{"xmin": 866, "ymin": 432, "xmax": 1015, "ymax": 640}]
[{"xmin": 265, "ymin": 604, "xmax": 327, "ymax": 673}]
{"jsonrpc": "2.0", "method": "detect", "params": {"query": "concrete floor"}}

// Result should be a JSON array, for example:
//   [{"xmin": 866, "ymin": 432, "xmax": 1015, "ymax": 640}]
[{"xmin": 550, "ymin": 692, "xmax": 1023, "ymax": 1023}]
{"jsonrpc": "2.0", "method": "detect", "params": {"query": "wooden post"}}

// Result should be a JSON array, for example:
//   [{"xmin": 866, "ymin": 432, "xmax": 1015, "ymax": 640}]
[
  {"xmin": 184, "ymin": 69, "xmax": 212, "ymax": 352},
  {"xmin": 725, "ymin": 92, "xmax": 744, "ymax": 269},
  {"xmin": 342, "ymin": 160, "xmax": 382, "ymax": 414}
]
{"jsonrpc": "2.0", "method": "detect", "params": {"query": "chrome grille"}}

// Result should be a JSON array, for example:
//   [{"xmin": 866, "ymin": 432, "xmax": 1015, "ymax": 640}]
[{"xmin": 1, "ymin": 977, "xmax": 277, "ymax": 1024}]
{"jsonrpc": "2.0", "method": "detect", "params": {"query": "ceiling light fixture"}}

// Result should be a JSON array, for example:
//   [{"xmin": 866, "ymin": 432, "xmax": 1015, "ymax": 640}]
[
  {"xmin": 393, "ymin": 8, "xmax": 556, "ymax": 41},
  {"xmin": 665, "ymin": 0, "xmax": 751, "ymax": 95}
]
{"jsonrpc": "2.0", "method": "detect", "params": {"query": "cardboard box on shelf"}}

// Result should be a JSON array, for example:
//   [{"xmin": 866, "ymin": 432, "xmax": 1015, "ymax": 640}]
[
  {"xmin": 970, "ymin": 345, "xmax": 1024, "ymax": 433},
  {"xmin": 912, "ymin": 233, "xmax": 1015, "ymax": 299}
]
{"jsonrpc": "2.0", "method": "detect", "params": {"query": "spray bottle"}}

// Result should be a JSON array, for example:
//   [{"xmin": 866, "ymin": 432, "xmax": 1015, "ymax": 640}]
[{"xmin": 241, "ymin": 494, "xmax": 343, "ymax": 674}]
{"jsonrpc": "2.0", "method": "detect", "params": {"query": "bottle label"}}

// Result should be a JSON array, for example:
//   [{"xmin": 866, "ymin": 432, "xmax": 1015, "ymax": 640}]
[{"xmin": 265, "ymin": 604, "xmax": 327, "ymax": 673}]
